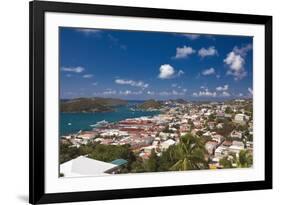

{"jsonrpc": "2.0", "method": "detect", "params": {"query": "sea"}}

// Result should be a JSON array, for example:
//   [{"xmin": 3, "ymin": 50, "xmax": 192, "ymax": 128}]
[{"xmin": 60, "ymin": 101, "xmax": 160, "ymax": 136}]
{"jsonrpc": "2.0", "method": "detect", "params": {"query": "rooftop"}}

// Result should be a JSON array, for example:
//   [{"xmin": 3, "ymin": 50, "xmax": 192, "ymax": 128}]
[
  {"xmin": 60, "ymin": 156, "xmax": 118, "ymax": 177},
  {"xmin": 111, "ymin": 159, "xmax": 128, "ymax": 166}
]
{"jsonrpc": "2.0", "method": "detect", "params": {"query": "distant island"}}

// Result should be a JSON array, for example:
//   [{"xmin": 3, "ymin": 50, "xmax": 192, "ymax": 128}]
[
  {"xmin": 137, "ymin": 99, "xmax": 162, "ymax": 110},
  {"xmin": 60, "ymin": 97, "xmax": 127, "ymax": 113}
]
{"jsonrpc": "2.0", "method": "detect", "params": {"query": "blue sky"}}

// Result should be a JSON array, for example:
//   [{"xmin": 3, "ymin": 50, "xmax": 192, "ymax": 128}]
[{"xmin": 59, "ymin": 27, "xmax": 253, "ymax": 100}]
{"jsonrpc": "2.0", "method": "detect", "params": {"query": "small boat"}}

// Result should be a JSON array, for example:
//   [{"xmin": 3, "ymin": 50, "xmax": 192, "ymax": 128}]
[
  {"xmin": 67, "ymin": 122, "xmax": 72, "ymax": 126},
  {"xmin": 90, "ymin": 120, "xmax": 109, "ymax": 127}
]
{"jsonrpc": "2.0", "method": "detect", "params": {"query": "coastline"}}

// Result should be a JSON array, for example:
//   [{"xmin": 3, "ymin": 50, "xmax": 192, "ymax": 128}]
[{"xmin": 60, "ymin": 106, "xmax": 161, "ymax": 136}]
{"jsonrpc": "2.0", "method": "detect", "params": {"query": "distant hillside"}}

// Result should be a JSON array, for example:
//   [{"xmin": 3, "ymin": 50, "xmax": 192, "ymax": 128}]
[
  {"xmin": 137, "ymin": 99, "xmax": 162, "ymax": 110},
  {"xmin": 170, "ymin": 99, "xmax": 187, "ymax": 104},
  {"xmin": 60, "ymin": 97, "xmax": 127, "ymax": 113}
]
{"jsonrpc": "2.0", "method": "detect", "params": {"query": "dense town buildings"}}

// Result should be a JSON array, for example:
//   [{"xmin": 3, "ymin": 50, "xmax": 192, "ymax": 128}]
[{"xmin": 60, "ymin": 99, "xmax": 253, "ymax": 173}]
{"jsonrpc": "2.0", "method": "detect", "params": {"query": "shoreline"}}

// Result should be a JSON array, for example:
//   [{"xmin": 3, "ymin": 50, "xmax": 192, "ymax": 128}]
[{"xmin": 60, "ymin": 109, "xmax": 161, "ymax": 136}]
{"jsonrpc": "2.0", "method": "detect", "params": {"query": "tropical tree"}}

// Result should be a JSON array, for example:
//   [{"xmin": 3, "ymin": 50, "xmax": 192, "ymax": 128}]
[
  {"xmin": 219, "ymin": 156, "xmax": 235, "ymax": 168},
  {"xmin": 219, "ymin": 150, "xmax": 253, "ymax": 169},
  {"xmin": 59, "ymin": 143, "xmax": 80, "ymax": 163},
  {"xmin": 237, "ymin": 150, "xmax": 253, "ymax": 168},
  {"xmin": 169, "ymin": 133, "xmax": 208, "ymax": 171},
  {"xmin": 208, "ymin": 114, "xmax": 216, "ymax": 121},
  {"xmin": 144, "ymin": 149, "xmax": 158, "ymax": 172},
  {"xmin": 225, "ymin": 107, "xmax": 233, "ymax": 114},
  {"xmin": 130, "ymin": 158, "xmax": 146, "ymax": 173},
  {"xmin": 157, "ymin": 146, "xmax": 177, "ymax": 171}
]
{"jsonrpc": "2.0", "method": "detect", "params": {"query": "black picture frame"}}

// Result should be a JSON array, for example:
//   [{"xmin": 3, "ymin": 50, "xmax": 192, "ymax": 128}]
[{"xmin": 29, "ymin": 0, "xmax": 272, "ymax": 204}]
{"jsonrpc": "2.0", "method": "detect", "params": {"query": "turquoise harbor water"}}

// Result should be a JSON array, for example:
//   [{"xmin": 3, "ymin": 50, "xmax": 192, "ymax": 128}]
[{"xmin": 60, "ymin": 101, "xmax": 160, "ymax": 136}]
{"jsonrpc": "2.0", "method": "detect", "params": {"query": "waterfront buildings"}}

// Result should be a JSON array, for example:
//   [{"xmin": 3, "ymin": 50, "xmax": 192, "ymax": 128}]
[{"xmin": 60, "ymin": 99, "xmax": 253, "ymax": 175}]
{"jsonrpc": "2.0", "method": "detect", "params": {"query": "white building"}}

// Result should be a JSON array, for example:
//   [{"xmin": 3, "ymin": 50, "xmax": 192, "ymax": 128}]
[
  {"xmin": 142, "ymin": 145, "xmax": 156, "ymax": 154},
  {"xmin": 230, "ymin": 130, "xmax": 243, "ymax": 139},
  {"xmin": 205, "ymin": 141, "xmax": 218, "ymax": 155},
  {"xmin": 211, "ymin": 134, "xmax": 223, "ymax": 143},
  {"xmin": 161, "ymin": 139, "xmax": 176, "ymax": 150},
  {"xmin": 100, "ymin": 129, "xmax": 128, "ymax": 137},
  {"xmin": 60, "ymin": 156, "xmax": 119, "ymax": 177},
  {"xmin": 232, "ymin": 140, "xmax": 244, "ymax": 147},
  {"xmin": 159, "ymin": 132, "xmax": 170, "ymax": 140},
  {"xmin": 216, "ymin": 123, "xmax": 224, "ymax": 129},
  {"xmin": 202, "ymin": 131, "xmax": 212, "ymax": 137},
  {"xmin": 234, "ymin": 113, "xmax": 249, "ymax": 124},
  {"xmin": 229, "ymin": 141, "xmax": 244, "ymax": 155},
  {"xmin": 214, "ymin": 146, "xmax": 229, "ymax": 158}
]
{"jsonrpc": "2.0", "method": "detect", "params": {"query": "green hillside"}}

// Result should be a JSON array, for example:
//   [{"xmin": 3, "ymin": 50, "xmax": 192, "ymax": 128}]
[{"xmin": 60, "ymin": 97, "xmax": 127, "ymax": 113}]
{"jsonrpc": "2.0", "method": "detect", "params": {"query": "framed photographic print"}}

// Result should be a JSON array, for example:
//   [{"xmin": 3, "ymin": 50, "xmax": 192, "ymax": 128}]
[{"xmin": 29, "ymin": 0, "xmax": 272, "ymax": 204}]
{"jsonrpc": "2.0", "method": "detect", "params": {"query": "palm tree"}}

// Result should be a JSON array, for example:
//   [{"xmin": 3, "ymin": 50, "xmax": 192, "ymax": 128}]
[{"xmin": 169, "ymin": 133, "xmax": 208, "ymax": 171}]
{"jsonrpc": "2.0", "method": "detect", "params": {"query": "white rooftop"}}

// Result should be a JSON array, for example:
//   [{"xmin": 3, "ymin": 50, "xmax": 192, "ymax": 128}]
[
  {"xmin": 60, "ymin": 156, "xmax": 118, "ymax": 177},
  {"xmin": 163, "ymin": 139, "xmax": 176, "ymax": 145}
]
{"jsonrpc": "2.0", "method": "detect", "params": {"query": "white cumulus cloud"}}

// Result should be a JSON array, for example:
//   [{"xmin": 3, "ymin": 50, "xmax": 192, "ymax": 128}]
[
  {"xmin": 159, "ymin": 90, "xmax": 185, "ymax": 96},
  {"xmin": 119, "ymin": 90, "xmax": 143, "ymax": 95},
  {"xmin": 216, "ymin": 84, "xmax": 229, "ymax": 91},
  {"xmin": 202, "ymin": 67, "xmax": 215, "ymax": 76},
  {"xmin": 192, "ymin": 92, "xmax": 198, "ymax": 97},
  {"xmin": 178, "ymin": 70, "xmax": 185, "ymax": 76},
  {"xmin": 115, "ymin": 79, "xmax": 149, "ymax": 89},
  {"xmin": 158, "ymin": 64, "xmax": 175, "ymax": 79},
  {"xmin": 61, "ymin": 66, "xmax": 85, "ymax": 73},
  {"xmin": 147, "ymin": 91, "xmax": 155, "ymax": 95},
  {"xmin": 198, "ymin": 46, "xmax": 218, "ymax": 58},
  {"xmin": 198, "ymin": 90, "xmax": 217, "ymax": 97},
  {"xmin": 233, "ymin": 44, "xmax": 252, "ymax": 56},
  {"xmin": 221, "ymin": 91, "xmax": 231, "ymax": 97},
  {"xmin": 224, "ymin": 44, "xmax": 252, "ymax": 80},
  {"xmin": 174, "ymin": 46, "xmax": 196, "ymax": 59},
  {"xmin": 193, "ymin": 88, "xmax": 217, "ymax": 97},
  {"xmin": 158, "ymin": 64, "xmax": 184, "ymax": 79},
  {"xmin": 102, "ymin": 89, "xmax": 117, "ymax": 95}
]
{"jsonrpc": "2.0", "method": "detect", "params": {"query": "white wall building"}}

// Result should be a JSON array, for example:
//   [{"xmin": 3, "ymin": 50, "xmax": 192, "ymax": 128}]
[
  {"xmin": 234, "ymin": 113, "xmax": 249, "ymax": 124},
  {"xmin": 60, "ymin": 156, "xmax": 119, "ymax": 177},
  {"xmin": 161, "ymin": 139, "xmax": 176, "ymax": 150}
]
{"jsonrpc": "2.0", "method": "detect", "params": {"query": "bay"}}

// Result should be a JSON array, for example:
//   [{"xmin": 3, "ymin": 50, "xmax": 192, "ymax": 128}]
[{"xmin": 60, "ymin": 101, "xmax": 160, "ymax": 136}]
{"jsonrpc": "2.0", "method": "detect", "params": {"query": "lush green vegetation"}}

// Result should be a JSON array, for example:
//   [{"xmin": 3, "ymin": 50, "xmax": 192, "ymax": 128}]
[
  {"xmin": 169, "ymin": 134, "xmax": 208, "ymax": 171},
  {"xmin": 237, "ymin": 150, "xmax": 253, "ymax": 167},
  {"xmin": 60, "ymin": 142, "xmax": 81, "ymax": 164},
  {"xmin": 88, "ymin": 144, "xmax": 135, "ymax": 163},
  {"xmin": 219, "ymin": 150, "xmax": 253, "ymax": 168},
  {"xmin": 137, "ymin": 99, "xmax": 162, "ymax": 110},
  {"xmin": 225, "ymin": 106, "xmax": 235, "ymax": 114},
  {"xmin": 60, "ymin": 142, "xmax": 134, "ymax": 162},
  {"xmin": 60, "ymin": 133, "xmax": 209, "ymax": 173},
  {"xmin": 215, "ymin": 119, "xmax": 235, "ymax": 137},
  {"xmin": 219, "ymin": 156, "xmax": 235, "ymax": 168},
  {"xmin": 60, "ymin": 97, "xmax": 127, "ymax": 113},
  {"xmin": 134, "ymin": 134, "xmax": 208, "ymax": 172}
]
